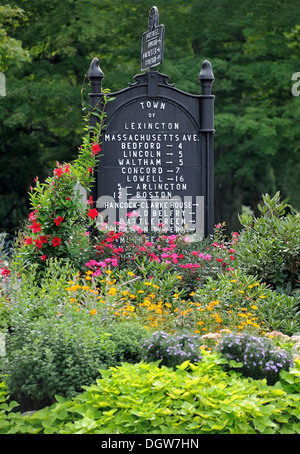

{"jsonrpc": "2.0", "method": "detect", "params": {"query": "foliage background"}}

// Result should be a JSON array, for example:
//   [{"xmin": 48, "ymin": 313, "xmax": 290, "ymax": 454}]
[{"xmin": 0, "ymin": 0, "xmax": 300, "ymax": 233}]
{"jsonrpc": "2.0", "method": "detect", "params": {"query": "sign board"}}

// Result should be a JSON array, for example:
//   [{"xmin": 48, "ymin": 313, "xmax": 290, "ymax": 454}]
[
  {"xmin": 88, "ymin": 7, "xmax": 215, "ymax": 237},
  {"xmin": 141, "ymin": 7, "xmax": 164, "ymax": 71}
]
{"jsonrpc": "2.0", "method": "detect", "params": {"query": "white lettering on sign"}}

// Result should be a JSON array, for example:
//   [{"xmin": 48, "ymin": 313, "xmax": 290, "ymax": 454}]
[{"xmin": 100, "ymin": 99, "xmax": 202, "ymax": 232}]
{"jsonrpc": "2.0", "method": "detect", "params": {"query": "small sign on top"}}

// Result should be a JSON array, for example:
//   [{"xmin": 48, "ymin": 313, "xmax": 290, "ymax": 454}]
[{"xmin": 141, "ymin": 6, "xmax": 165, "ymax": 71}]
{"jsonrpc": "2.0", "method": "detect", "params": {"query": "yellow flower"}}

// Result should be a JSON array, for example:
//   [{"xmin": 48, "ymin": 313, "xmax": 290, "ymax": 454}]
[
  {"xmin": 108, "ymin": 287, "xmax": 117, "ymax": 296},
  {"xmin": 90, "ymin": 309, "xmax": 97, "ymax": 315},
  {"xmin": 137, "ymin": 290, "xmax": 145, "ymax": 294},
  {"xmin": 251, "ymin": 305, "xmax": 258, "ymax": 310},
  {"xmin": 176, "ymin": 275, "xmax": 182, "ymax": 279},
  {"xmin": 85, "ymin": 276, "xmax": 92, "ymax": 281},
  {"xmin": 259, "ymin": 295, "xmax": 266, "ymax": 299},
  {"xmin": 127, "ymin": 271, "xmax": 135, "ymax": 276}
]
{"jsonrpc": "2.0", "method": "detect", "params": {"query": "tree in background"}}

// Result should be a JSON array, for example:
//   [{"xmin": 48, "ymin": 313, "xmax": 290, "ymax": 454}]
[{"xmin": 0, "ymin": 0, "xmax": 299, "ymax": 233}]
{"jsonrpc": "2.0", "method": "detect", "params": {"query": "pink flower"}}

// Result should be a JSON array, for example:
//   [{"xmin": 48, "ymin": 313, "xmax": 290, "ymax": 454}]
[
  {"xmin": 64, "ymin": 164, "xmax": 70, "ymax": 174},
  {"xmin": 127, "ymin": 211, "xmax": 139, "ymax": 218},
  {"xmin": 145, "ymin": 241, "xmax": 154, "ymax": 247}
]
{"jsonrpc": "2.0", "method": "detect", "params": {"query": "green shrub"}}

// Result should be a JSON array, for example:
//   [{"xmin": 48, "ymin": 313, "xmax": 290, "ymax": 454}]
[
  {"xmin": 195, "ymin": 269, "xmax": 300, "ymax": 335},
  {"xmin": 105, "ymin": 321, "xmax": 150, "ymax": 364},
  {"xmin": 217, "ymin": 332, "xmax": 294, "ymax": 385},
  {"xmin": 3, "ymin": 315, "xmax": 116, "ymax": 409},
  {"xmin": 8, "ymin": 355, "xmax": 300, "ymax": 434},
  {"xmin": 141, "ymin": 331, "xmax": 202, "ymax": 368},
  {"xmin": 236, "ymin": 192, "xmax": 300, "ymax": 297}
]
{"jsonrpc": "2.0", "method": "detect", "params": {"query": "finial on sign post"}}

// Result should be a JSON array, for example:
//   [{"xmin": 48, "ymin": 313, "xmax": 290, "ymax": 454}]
[
  {"xmin": 88, "ymin": 57, "xmax": 104, "ymax": 94},
  {"xmin": 148, "ymin": 6, "xmax": 159, "ymax": 30},
  {"xmin": 199, "ymin": 60, "xmax": 214, "ymax": 95}
]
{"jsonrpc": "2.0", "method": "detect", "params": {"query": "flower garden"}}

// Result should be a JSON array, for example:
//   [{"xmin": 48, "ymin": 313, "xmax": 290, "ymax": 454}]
[{"xmin": 0, "ymin": 108, "xmax": 300, "ymax": 434}]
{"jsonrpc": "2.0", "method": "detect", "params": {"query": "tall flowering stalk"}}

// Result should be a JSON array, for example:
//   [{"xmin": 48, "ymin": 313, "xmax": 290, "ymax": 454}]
[{"xmin": 17, "ymin": 91, "xmax": 110, "ymax": 272}]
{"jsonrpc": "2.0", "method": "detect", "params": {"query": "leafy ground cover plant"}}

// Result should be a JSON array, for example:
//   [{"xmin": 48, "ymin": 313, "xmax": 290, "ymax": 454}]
[
  {"xmin": 217, "ymin": 332, "xmax": 294, "ymax": 385},
  {"xmin": 2, "ymin": 354, "xmax": 299, "ymax": 434}
]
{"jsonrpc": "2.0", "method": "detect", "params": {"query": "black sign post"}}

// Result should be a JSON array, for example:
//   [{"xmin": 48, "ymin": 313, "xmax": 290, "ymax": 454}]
[{"xmin": 88, "ymin": 6, "xmax": 214, "ymax": 238}]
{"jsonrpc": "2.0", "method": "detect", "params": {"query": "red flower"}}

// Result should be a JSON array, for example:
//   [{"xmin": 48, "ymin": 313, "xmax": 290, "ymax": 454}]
[
  {"xmin": 28, "ymin": 222, "xmax": 41, "ymax": 233},
  {"xmin": 87, "ymin": 195, "xmax": 94, "ymax": 206},
  {"xmin": 91, "ymin": 143, "xmax": 100, "ymax": 155},
  {"xmin": 54, "ymin": 216, "xmax": 64, "ymax": 226},
  {"xmin": 52, "ymin": 236, "xmax": 61, "ymax": 247},
  {"xmin": 25, "ymin": 237, "xmax": 33, "ymax": 245},
  {"xmin": 28, "ymin": 212, "xmax": 36, "ymax": 222},
  {"xmin": 87, "ymin": 208, "xmax": 98, "ymax": 219},
  {"xmin": 87, "ymin": 167, "xmax": 93, "ymax": 173},
  {"xmin": 1, "ymin": 267, "xmax": 10, "ymax": 277},
  {"xmin": 35, "ymin": 238, "xmax": 43, "ymax": 249},
  {"xmin": 216, "ymin": 258, "xmax": 223, "ymax": 262},
  {"xmin": 54, "ymin": 167, "xmax": 63, "ymax": 177},
  {"xmin": 40, "ymin": 255, "xmax": 47, "ymax": 261},
  {"xmin": 39, "ymin": 235, "xmax": 48, "ymax": 243},
  {"xmin": 64, "ymin": 164, "xmax": 70, "ymax": 174}
]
